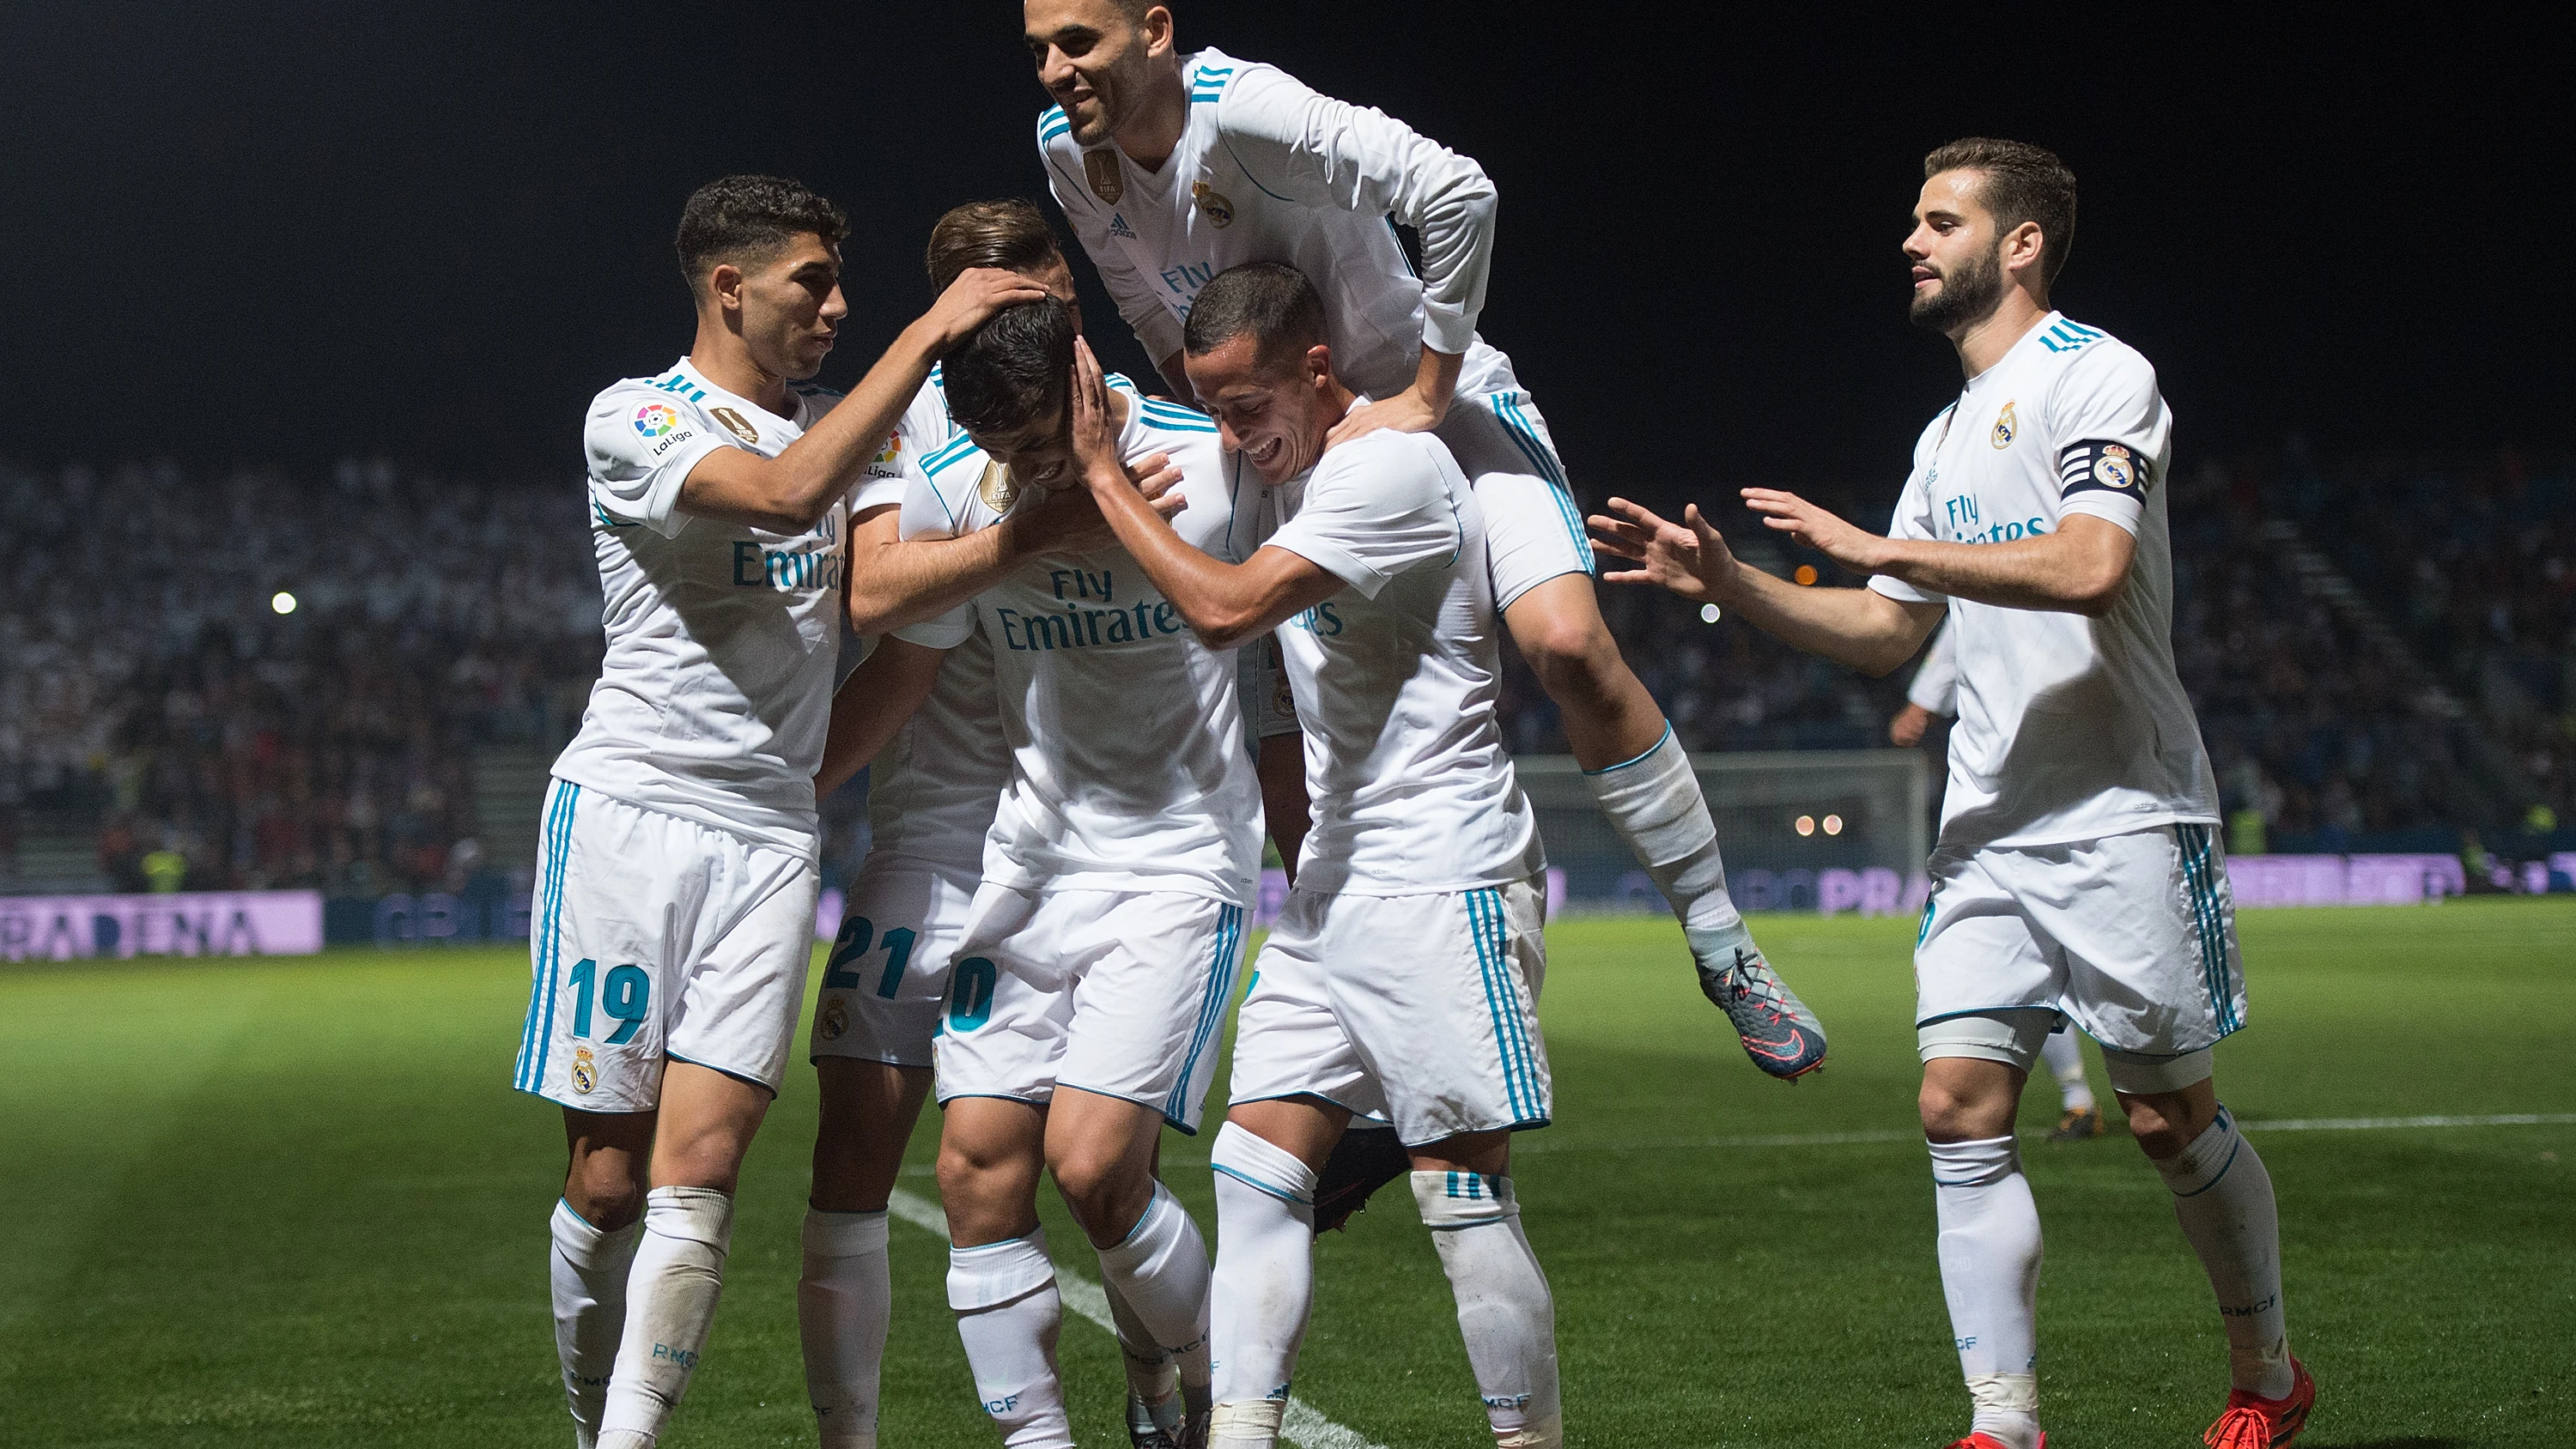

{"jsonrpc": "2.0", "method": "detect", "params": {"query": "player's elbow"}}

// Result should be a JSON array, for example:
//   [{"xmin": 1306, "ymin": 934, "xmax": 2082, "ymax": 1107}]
[
  {"xmin": 2061, "ymin": 561, "xmax": 2128, "ymax": 617},
  {"xmin": 1194, "ymin": 609, "xmax": 1267, "ymax": 653}
]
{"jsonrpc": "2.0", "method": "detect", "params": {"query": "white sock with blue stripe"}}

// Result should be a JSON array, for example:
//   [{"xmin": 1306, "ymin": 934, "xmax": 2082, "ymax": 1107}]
[
  {"xmin": 598, "ymin": 1186, "xmax": 736, "ymax": 1449},
  {"xmin": 1411, "ymin": 1171, "xmax": 1562, "ymax": 1448},
  {"xmin": 1210, "ymin": 1123, "xmax": 1318, "ymax": 1443},
  {"xmin": 2152, "ymin": 1107, "xmax": 2293, "ymax": 1398},
  {"xmin": 948, "ymin": 1232, "xmax": 1072, "ymax": 1448},
  {"xmin": 1928, "ymin": 1136, "xmax": 2042, "ymax": 1449},
  {"xmin": 550, "ymin": 1198, "xmax": 641, "ymax": 1449},
  {"xmin": 797, "ymin": 1207, "xmax": 891, "ymax": 1449},
  {"xmin": 1580, "ymin": 726, "xmax": 1740, "ymax": 933},
  {"xmin": 1093, "ymin": 1182, "xmax": 1212, "ymax": 1397}
]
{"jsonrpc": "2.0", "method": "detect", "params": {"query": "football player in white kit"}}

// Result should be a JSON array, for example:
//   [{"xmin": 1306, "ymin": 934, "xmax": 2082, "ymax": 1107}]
[
  {"xmin": 1073, "ymin": 262, "xmax": 1564, "ymax": 1449},
  {"xmin": 873, "ymin": 294, "xmax": 1264, "ymax": 1449},
  {"xmin": 1018, "ymin": 0, "xmax": 1826, "ymax": 1079},
  {"xmin": 794, "ymin": 198, "xmax": 1220, "ymax": 1449},
  {"xmin": 1591, "ymin": 140, "xmax": 2312, "ymax": 1449},
  {"xmin": 1893, "ymin": 624, "xmax": 2106, "ymax": 1142},
  {"xmin": 516, "ymin": 174, "xmax": 1051, "ymax": 1449}
]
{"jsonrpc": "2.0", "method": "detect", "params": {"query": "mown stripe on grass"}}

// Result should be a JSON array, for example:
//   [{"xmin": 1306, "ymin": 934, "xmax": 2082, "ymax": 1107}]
[{"xmin": 884, "ymin": 1188, "xmax": 1390, "ymax": 1449}]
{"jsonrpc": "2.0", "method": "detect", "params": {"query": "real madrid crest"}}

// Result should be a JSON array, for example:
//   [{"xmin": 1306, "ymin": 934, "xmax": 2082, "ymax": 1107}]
[
  {"xmin": 1990, "ymin": 401, "xmax": 2016, "ymax": 450},
  {"xmin": 710, "ymin": 406, "xmax": 760, "ymax": 445},
  {"xmin": 571, "ymin": 1046, "xmax": 598, "ymax": 1095},
  {"xmin": 1191, "ymin": 180, "xmax": 1235, "ymax": 227},
  {"xmin": 977, "ymin": 459, "xmax": 1019, "ymax": 513},
  {"xmin": 2093, "ymin": 443, "xmax": 2138, "ymax": 491},
  {"xmin": 818, "ymin": 997, "xmax": 848, "ymax": 1042},
  {"xmin": 1084, "ymin": 149, "xmax": 1125, "ymax": 206}
]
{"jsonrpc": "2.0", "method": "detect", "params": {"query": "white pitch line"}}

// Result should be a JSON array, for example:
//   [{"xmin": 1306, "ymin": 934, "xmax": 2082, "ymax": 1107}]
[
  {"xmin": 1510, "ymin": 1111, "xmax": 2576, "ymax": 1155},
  {"xmin": 886, "ymin": 1188, "xmax": 1389, "ymax": 1449}
]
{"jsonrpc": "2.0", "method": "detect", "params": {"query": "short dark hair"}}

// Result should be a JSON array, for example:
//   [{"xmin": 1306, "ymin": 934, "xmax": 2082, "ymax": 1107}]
[
  {"xmin": 943, "ymin": 297, "xmax": 1077, "ymax": 438},
  {"xmin": 1180, "ymin": 261, "xmax": 1327, "ymax": 367},
  {"xmin": 675, "ymin": 175, "xmax": 848, "ymax": 291},
  {"xmin": 1923, "ymin": 138, "xmax": 2077, "ymax": 287},
  {"xmin": 926, "ymin": 199, "xmax": 1064, "ymax": 294}
]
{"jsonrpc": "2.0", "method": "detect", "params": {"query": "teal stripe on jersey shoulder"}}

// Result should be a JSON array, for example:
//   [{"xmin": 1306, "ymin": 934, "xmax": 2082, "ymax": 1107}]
[
  {"xmin": 923, "ymin": 433, "xmax": 984, "ymax": 476},
  {"xmin": 1139, "ymin": 400, "xmax": 1218, "ymax": 433},
  {"xmin": 1037, "ymin": 105, "xmax": 1070, "ymax": 142}
]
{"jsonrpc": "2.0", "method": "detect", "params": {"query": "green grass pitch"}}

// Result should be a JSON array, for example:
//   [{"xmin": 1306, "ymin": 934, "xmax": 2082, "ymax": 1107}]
[{"xmin": 3, "ymin": 901, "xmax": 2570, "ymax": 1446}]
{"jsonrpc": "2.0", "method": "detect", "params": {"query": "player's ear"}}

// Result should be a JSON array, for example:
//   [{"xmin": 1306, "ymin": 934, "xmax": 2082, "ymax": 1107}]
[
  {"xmin": 706, "ymin": 262, "xmax": 746, "ymax": 315},
  {"xmin": 1140, "ymin": 5, "xmax": 1175, "ymax": 57},
  {"xmin": 1304, "ymin": 343, "xmax": 1332, "ymax": 391},
  {"xmin": 2002, "ymin": 221, "xmax": 2046, "ymax": 281}
]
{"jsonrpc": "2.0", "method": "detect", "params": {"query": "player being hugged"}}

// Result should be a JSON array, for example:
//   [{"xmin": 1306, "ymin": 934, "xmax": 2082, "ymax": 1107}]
[
  {"xmin": 513, "ymin": 174, "xmax": 1046, "ymax": 1449},
  {"xmin": 1590, "ymin": 140, "xmax": 2312, "ymax": 1449},
  {"xmin": 1073, "ymin": 262, "xmax": 1564, "ymax": 1449},
  {"xmin": 1021, "ymin": 0, "xmax": 1825, "ymax": 1079},
  {"xmin": 881, "ymin": 291, "xmax": 1268, "ymax": 1449},
  {"xmin": 793, "ymin": 197, "xmax": 1237, "ymax": 1449}
]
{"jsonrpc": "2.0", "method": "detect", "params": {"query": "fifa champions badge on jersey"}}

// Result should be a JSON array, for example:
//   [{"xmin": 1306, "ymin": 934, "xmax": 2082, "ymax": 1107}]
[
  {"xmin": 977, "ymin": 460, "xmax": 1018, "ymax": 513},
  {"xmin": 1192, "ymin": 180, "xmax": 1235, "ymax": 227},
  {"xmin": 709, "ymin": 406, "xmax": 760, "ymax": 444},
  {"xmin": 1085, "ymin": 149, "xmax": 1125, "ymax": 205},
  {"xmin": 632, "ymin": 403, "xmax": 683, "ymax": 440},
  {"xmin": 2093, "ymin": 444, "xmax": 2140, "ymax": 491},
  {"xmin": 1990, "ymin": 400, "xmax": 2017, "ymax": 449},
  {"xmin": 571, "ymin": 1046, "xmax": 598, "ymax": 1094},
  {"xmin": 818, "ymin": 997, "xmax": 848, "ymax": 1042}
]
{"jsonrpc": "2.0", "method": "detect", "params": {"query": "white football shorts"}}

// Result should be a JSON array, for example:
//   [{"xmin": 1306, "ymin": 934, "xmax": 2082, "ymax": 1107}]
[
  {"xmin": 512, "ymin": 779, "xmax": 821, "ymax": 1113},
  {"xmin": 1915, "ymin": 822, "xmax": 2246, "ymax": 1090},
  {"xmin": 1436, "ymin": 385, "xmax": 1595, "ymax": 612},
  {"xmin": 1230, "ymin": 876, "xmax": 1552, "ymax": 1147},
  {"xmin": 810, "ymin": 858, "xmax": 980, "ymax": 1070},
  {"xmin": 932, "ymin": 883, "xmax": 1249, "ymax": 1133}
]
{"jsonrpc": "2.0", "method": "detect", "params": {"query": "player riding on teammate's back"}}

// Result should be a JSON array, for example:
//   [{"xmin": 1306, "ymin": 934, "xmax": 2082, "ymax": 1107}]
[{"xmin": 1020, "ymin": 0, "xmax": 1826, "ymax": 1079}]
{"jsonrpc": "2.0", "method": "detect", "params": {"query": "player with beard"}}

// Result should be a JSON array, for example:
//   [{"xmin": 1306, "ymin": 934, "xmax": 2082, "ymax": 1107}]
[
  {"xmin": 1019, "ymin": 0, "xmax": 1826, "ymax": 1087},
  {"xmin": 1591, "ymin": 139, "xmax": 2312, "ymax": 1449}
]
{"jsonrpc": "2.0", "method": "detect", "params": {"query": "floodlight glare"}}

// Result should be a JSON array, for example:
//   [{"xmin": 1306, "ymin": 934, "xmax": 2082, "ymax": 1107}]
[{"xmin": 271, "ymin": 591, "xmax": 298, "ymax": 615}]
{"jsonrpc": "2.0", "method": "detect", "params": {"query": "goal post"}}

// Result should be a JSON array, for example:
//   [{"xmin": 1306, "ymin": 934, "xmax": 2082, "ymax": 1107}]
[{"xmin": 1513, "ymin": 749, "xmax": 1933, "ymax": 914}]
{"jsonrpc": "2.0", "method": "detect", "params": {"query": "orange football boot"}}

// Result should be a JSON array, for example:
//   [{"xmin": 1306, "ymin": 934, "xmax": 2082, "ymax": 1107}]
[
  {"xmin": 2203, "ymin": 1356, "xmax": 2315, "ymax": 1448},
  {"xmin": 1945, "ymin": 1435, "xmax": 2044, "ymax": 1449}
]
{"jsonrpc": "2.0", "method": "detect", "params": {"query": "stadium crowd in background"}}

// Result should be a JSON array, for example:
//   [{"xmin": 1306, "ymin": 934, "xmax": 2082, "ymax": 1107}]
[
  {"xmin": 0, "ymin": 458, "xmax": 601, "ymax": 894},
  {"xmin": 3, "ymin": 447, "xmax": 2568, "ymax": 896}
]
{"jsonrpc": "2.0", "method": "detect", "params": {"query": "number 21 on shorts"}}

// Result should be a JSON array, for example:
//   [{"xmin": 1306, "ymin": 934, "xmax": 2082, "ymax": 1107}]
[{"xmin": 825, "ymin": 915, "xmax": 915, "ymax": 1000}]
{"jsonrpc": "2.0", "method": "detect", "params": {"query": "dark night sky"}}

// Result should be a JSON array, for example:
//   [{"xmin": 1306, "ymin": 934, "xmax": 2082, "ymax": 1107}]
[{"xmin": 4, "ymin": 3, "xmax": 2566, "ymax": 508}]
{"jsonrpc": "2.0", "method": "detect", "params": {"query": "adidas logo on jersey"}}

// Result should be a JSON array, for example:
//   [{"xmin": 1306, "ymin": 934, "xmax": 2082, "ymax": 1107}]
[{"xmin": 1109, "ymin": 212, "xmax": 1138, "ymax": 239}]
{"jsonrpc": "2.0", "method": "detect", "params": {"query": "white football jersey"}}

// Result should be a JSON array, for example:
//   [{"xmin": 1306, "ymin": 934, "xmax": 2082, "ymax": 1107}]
[
  {"xmin": 555, "ymin": 357, "xmax": 907, "ymax": 852},
  {"xmin": 1869, "ymin": 314, "xmax": 2220, "ymax": 850},
  {"xmin": 1042, "ymin": 48, "xmax": 1517, "ymax": 406},
  {"xmin": 1263, "ymin": 428, "xmax": 1544, "ymax": 894},
  {"xmin": 891, "ymin": 395, "xmax": 1266, "ymax": 904},
  {"xmin": 1906, "ymin": 620, "xmax": 1958, "ymax": 715}
]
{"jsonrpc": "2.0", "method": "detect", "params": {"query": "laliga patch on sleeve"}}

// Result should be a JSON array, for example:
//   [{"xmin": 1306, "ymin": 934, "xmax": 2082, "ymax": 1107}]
[{"xmin": 2058, "ymin": 439, "xmax": 2150, "ymax": 499}]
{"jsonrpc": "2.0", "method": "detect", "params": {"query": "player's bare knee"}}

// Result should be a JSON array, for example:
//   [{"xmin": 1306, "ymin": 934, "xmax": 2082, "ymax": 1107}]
[
  {"xmin": 2117, "ymin": 1094, "xmax": 2195, "ymax": 1160},
  {"xmin": 1047, "ymin": 1144, "xmax": 1150, "ymax": 1240},
  {"xmin": 1918, "ymin": 1076, "xmax": 2010, "ymax": 1143},
  {"xmin": 567, "ymin": 1158, "xmax": 646, "ymax": 1231}
]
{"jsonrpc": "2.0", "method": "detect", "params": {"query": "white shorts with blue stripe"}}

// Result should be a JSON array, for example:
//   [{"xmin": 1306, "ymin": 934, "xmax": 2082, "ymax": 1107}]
[
  {"xmin": 1434, "ymin": 386, "xmax": 1595, "ymax": 612},
  {"xmin": 1914, "ymin": 823, "xmax": 2245, "ymax": 1087},
  {"xmin": 512, "ymin": 779, "xmax": 821, "ymax": 1113},
  {"xmin": 1230, "ymin": 876, "xmax": 1552, "ymax": 1147},
  {"xmin": 931, "ymin": 882, "xmax": 1247, "ymax": 1134}
]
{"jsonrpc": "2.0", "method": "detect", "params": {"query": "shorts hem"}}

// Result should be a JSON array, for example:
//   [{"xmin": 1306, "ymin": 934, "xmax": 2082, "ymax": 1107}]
[
  {"xmin": 1229, "ymin": 1088, "xmax": 1388, "ymax": 1125},
  {"xmin": 1056, "ymin": 1079, "xmax": 1204, "ymax": 1136},
  {"xmin": 936, "ymin": 1089, "xmax": 1052, "ymax": 1110},
  {"xmin": 1915, "ymin": 1005, "xmax": 2062, "ymax": 1029},
  {"xmin": 1399, "ymin": 1115, "xmax": 1550, "ymax": 1149},
  {"xmin": 666, "ymin": 1049, "xmax": 780, "ymax": 1097},
  {"xmin": 515, "ymin": 1081, "xmax": 655, "ymax": 1114},
  {"xmin": 810, "ymin": 1050, "xmax": 936, "ymax": 1070}
]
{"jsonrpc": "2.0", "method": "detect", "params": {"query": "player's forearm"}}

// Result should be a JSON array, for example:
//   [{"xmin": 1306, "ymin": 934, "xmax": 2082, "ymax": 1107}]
[
  {"xmin": 845, "ymin": 523, "xmax": 1023, "ymax": 636},
  {"xmin": 1715, "ymin": 567, "xmax": 1929, "ymax": 677},
  {"xmin": 1871, "ymin": 525, "xmax": 2129, "ymax": 617},
  {"xmin": 815, "ymin": 638, "xmax": 945, "ymax": 797},
  {"xmin": 1404, "ymin": 346, "xmax": 1465, "ymax": 423},
  {"xmin": 1258, "ymin": 731, "xmax": 1309, "ymax": 887},
  {"xmin": 779, "ymin": 322, "xmax": 944, "ymax": 509},
  {"xmin": 1085, "ymin": 469, "xmax": 1271, "ymax": 646}
]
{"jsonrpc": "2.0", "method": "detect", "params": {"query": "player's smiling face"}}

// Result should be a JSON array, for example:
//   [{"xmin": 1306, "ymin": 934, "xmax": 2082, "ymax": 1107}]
[
  {"xmin": 1024, "ymin": 0, "xmax": 1166, "ymax": 146},
  {"xmin": 1187, "ymin": 334, "xmax": 1334, "ymax": 486},
  {"xmin": 968, "ymin": 401, "xmax": 1083, "ymax": 494},
  {"xmin": 728, "ymin": 233, "xmax": 846, "ymax": 381}
]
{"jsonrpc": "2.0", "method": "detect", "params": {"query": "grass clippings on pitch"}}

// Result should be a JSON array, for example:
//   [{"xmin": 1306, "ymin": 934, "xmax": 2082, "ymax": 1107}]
[{"xmin": 2, "ymin": 900, "xmax": 2570, "ymax": 1446}]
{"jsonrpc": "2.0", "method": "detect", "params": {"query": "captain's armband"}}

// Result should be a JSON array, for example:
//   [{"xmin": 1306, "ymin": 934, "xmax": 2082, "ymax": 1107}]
[{"xmin": 2057, "ymin": 439, "xmax": 2152, "ymax": 501}]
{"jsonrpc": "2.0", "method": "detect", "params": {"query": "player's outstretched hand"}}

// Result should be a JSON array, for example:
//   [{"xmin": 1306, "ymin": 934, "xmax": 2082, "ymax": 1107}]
[
  {"xmin": 1741, "ymin": 488, "xmax": 1890, "ymax": 573},
  {"xmin": 1323, "ymin": 386, "xmax": 1440, "ymax": 451},
  {"xmin": 918, "ymin": 267, "xmax": 1053, "ymax": 353},
  {"xmin": 1589, "ymin": 497, "xmax": 1737, "ymax": 604}
]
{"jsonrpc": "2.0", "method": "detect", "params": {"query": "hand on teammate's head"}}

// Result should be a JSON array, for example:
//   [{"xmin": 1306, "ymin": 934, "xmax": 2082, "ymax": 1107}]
[{"xmin": 924, "ymin": 266, "xmax": 1054, "ymax": 351}]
